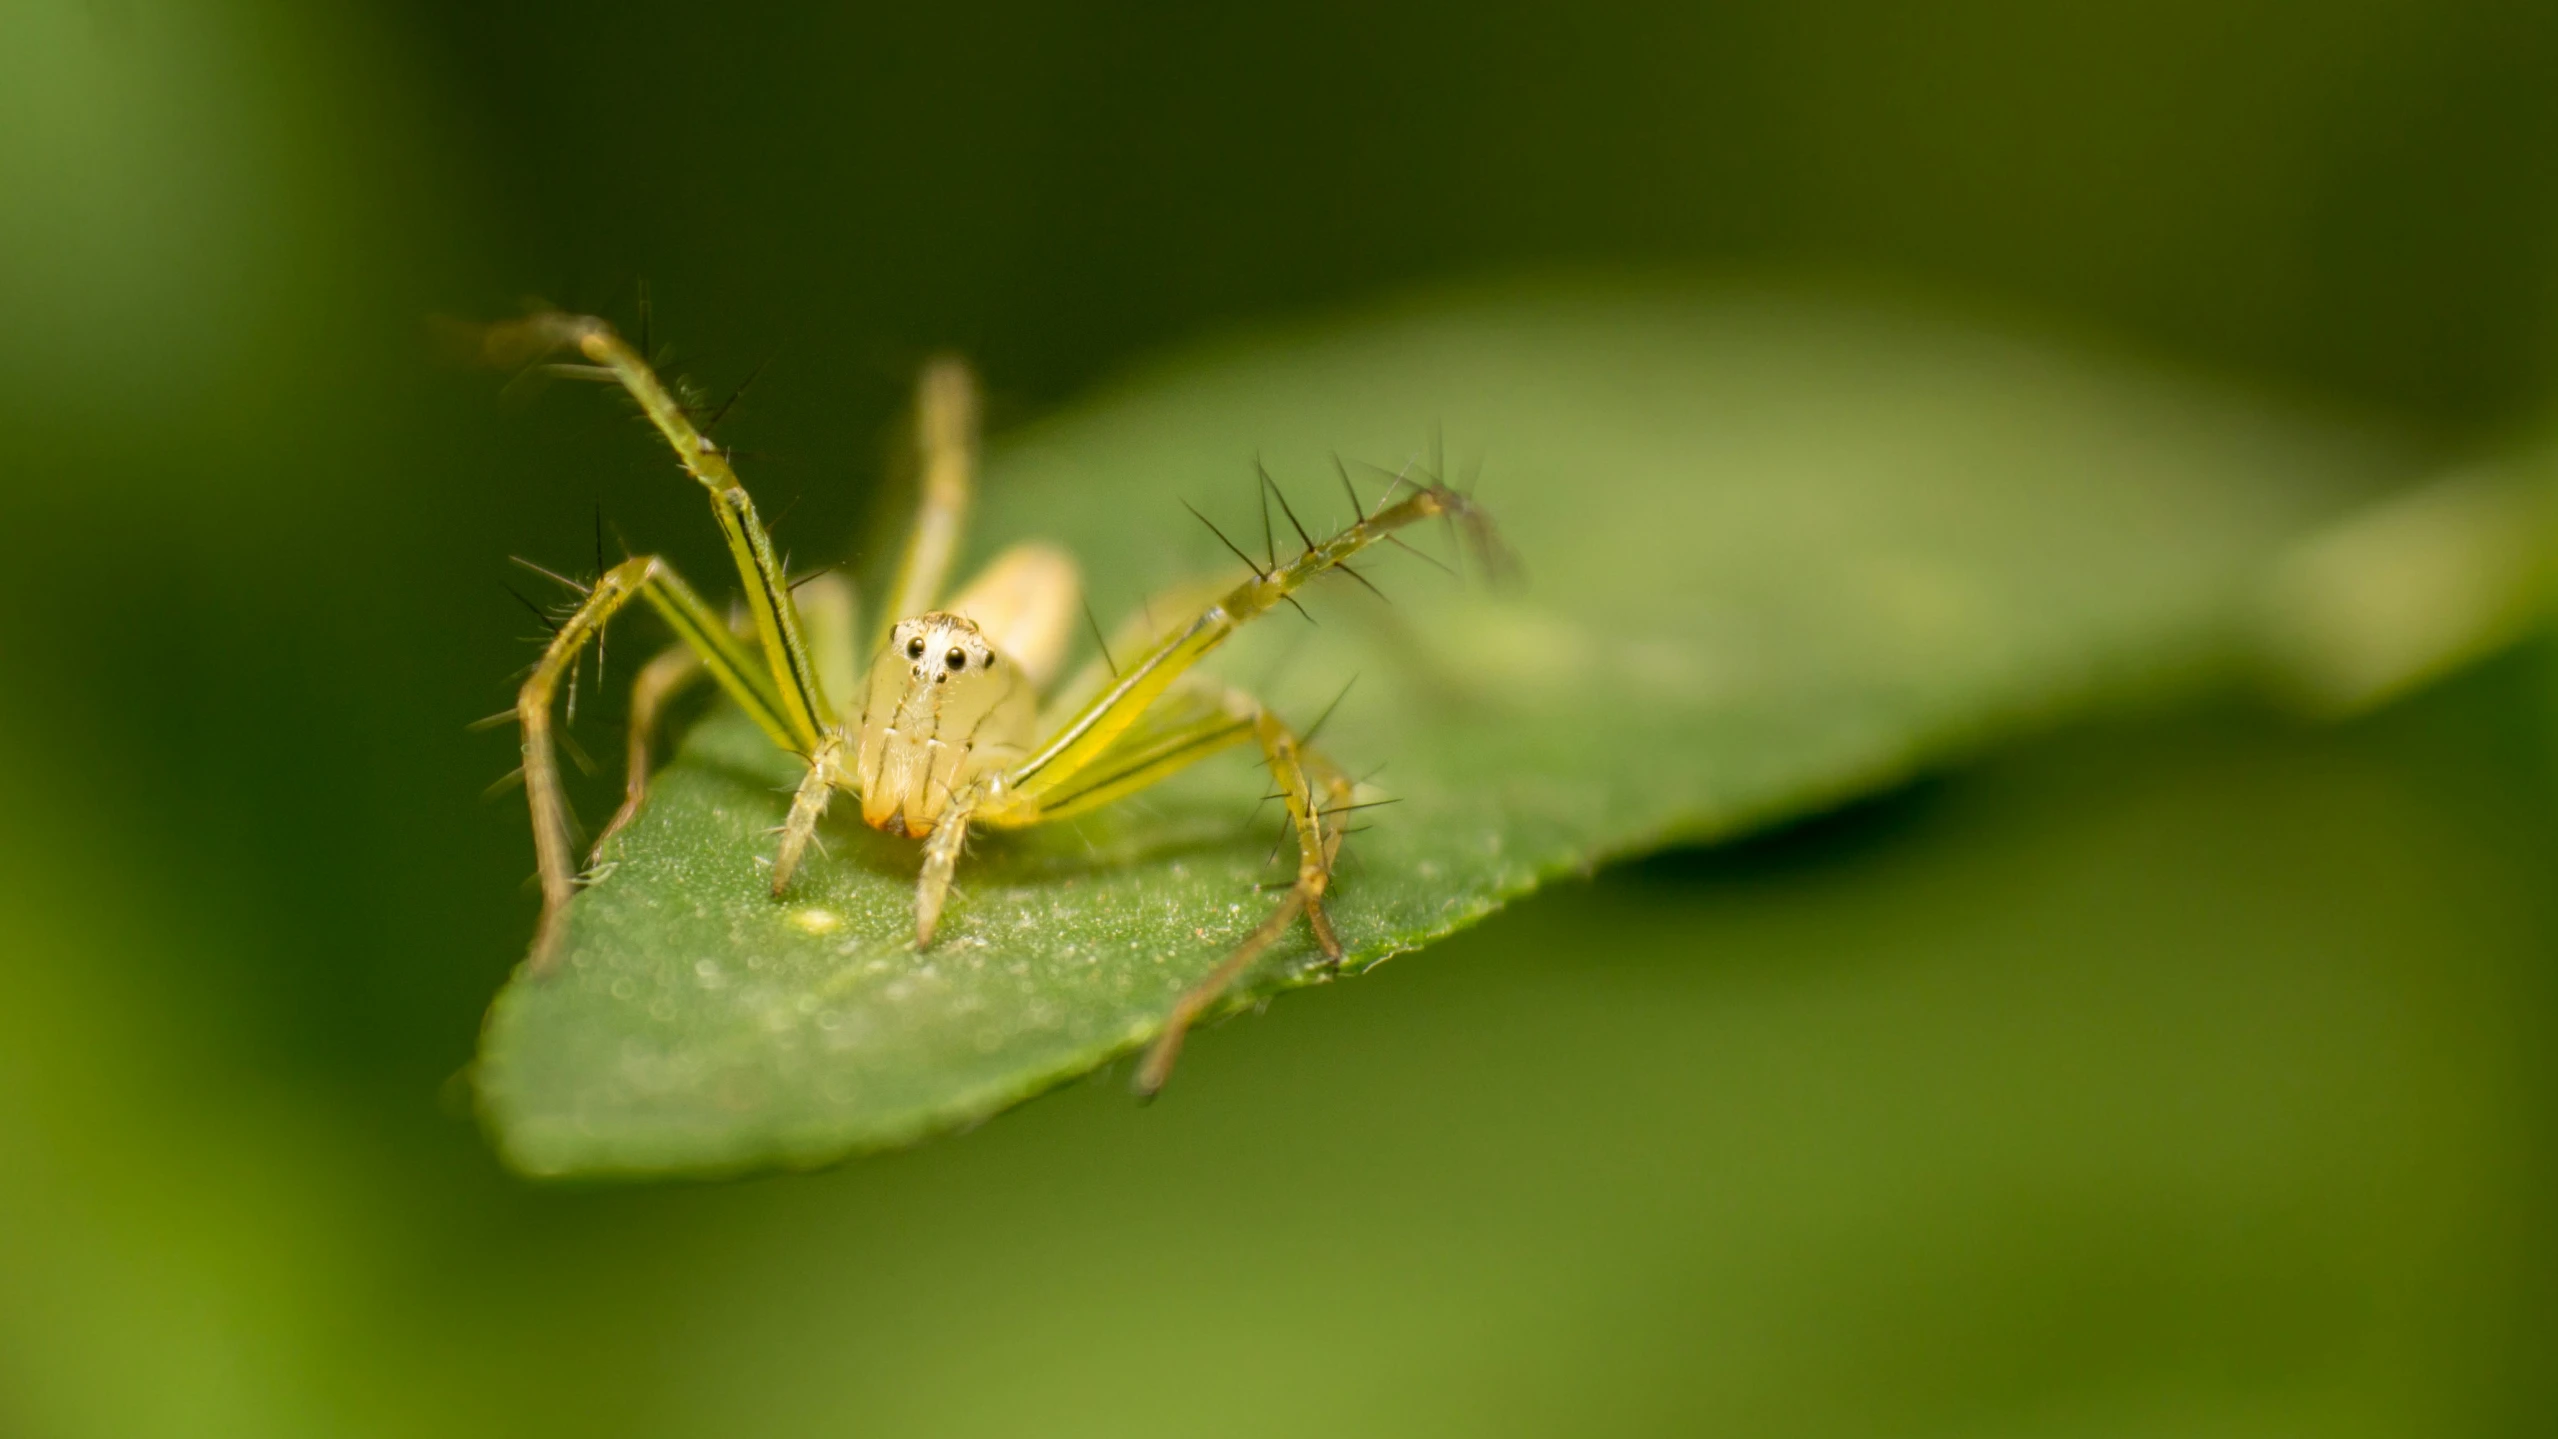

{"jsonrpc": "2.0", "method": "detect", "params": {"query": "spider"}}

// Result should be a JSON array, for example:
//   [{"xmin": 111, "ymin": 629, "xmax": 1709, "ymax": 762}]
[{"xmin": 480, "ymin": 310, "xmax": 1500, "ymax": 1093}]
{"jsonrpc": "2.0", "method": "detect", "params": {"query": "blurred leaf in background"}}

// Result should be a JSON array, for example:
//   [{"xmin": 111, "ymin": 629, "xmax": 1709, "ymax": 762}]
[{"xmin": 2, "ymin": 0, "xmax": 2555, "ymax": 1434}]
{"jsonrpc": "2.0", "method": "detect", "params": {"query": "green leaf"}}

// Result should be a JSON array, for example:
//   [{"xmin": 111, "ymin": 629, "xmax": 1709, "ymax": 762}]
[
  {"xmin": 2256, "ymin": 456, "xmax": 2558, "ymax": 714},
  {"xmin": 476, "ymin": 280, "xmax": 2393, "ymax": 1177}
]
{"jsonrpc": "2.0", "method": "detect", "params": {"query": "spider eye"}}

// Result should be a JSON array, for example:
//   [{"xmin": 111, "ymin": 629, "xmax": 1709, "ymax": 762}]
[
  {"xmin": 945, "ymin": 647, "xmax": 968, "ymax": 671},
  {"xmin": 906, "ymin": 637, "xmax": 925, "ymax": 659}
]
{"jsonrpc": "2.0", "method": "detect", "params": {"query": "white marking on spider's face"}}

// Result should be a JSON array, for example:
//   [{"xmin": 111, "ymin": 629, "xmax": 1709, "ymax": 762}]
[{"xmin": 851, "ymin": 612, "xmax": 1033, "ymax": 837}]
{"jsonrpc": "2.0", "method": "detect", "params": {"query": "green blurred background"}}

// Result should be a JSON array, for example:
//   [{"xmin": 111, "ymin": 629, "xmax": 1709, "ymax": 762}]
[{"xmin": 4, "ymin": 1, "xmax": 2556, "ymax": 1433}]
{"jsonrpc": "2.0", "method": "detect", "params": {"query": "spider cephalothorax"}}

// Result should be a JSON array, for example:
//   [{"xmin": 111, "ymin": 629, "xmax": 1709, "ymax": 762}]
[{"xmin": 858, "ymin": 610, "xmax": 1037, "ymax": 837}]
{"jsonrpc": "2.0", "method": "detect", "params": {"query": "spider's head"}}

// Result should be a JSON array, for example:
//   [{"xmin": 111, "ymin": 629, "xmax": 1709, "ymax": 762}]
[
  {"xmin": 892, "ymin": 613, "xmax": 999, "ymax": 688},
  {"xmin": 851, "ymin": 612, "xmax": 1025, "ymax": 836}
]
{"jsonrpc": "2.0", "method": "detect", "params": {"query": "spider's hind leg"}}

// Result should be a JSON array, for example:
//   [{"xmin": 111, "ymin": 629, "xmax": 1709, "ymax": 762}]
[
  {"xmin": 1133, "ymin": 694, "xmax": 1358, "ymax": 1097},
  {"xmin": 592, "ymin": 641, "xmax": 705, "ymax": 862},
  {"xmin": 516, "ymin": 555, "xmax": 814, "ymax": 974}
]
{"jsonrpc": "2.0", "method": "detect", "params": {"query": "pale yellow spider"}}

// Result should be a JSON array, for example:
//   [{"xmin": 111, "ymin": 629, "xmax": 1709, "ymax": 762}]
[{"xmin": 482, "ymin": 311, "xmax": 1499, "ymax": 1092}]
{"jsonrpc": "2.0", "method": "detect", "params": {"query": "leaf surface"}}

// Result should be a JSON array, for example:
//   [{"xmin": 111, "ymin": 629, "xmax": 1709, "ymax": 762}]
[{"xmin": 477, "ymin": 281, "xmax": 2392, "ymax": 1176}]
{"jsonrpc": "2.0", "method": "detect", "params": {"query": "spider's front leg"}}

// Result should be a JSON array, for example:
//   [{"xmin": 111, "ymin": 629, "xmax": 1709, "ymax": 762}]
[
  {"xmin": 770, "ymin": 732, "xmax": 853, "ymax": 897},
  {"xmin": 913, "ymin": 789, "xmax": 979, "ymax": 946}
]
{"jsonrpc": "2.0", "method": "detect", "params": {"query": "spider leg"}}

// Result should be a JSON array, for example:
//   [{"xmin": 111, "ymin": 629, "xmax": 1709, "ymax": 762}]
[
  {"xmin": 970, "ymin": 671, "xmax": 1354, "ymax": 1094},
  {"xmin": 920, "ymin": 672, "xmax": 1259, "ymax": 949},
  {"xmin": 994, "ymin": 476, "xmax": 1498, "ymax": 816},
  {"xmin": 960, "ymin": 476, "xmax": 1499, "ymax": 1085},
  {"xmin": 517, "ymin": 554, "xmax": 809, "ymax": 974},
  {"xmin": 1132, "ymin": 696, "xmax": 1355, "ymax": 1096},
  {"xmin": 990, "ymin": 678, "xmax": 1255, "ymax": 827},
  {"xmin": 876, "ymin": 355, "xmax": 980, "ymax": 646},
  {"xmin": 593, "ymin": 641, "xmax": 703, "ymax": 862},
  {"xmin": 789, "ymin": 570, "xmax": 864, "ymax": 725},
  {"xmin": 476, "ymin": 310, "xmax": 833, "ymax": 751},
  {"xmin": 597, "ymin": 567, "xmax": 863, "ymax": 867},
  {"xmin": 1037, "ymin": 575, "xmax": 1231, "ymax": 727},
  {"xmin": 771, "ymin": 733, "xmax": 853, "ymax": 897},
  {"xmin": 913, "ymin": 790, "xmax": 977, "ymax": 946}
]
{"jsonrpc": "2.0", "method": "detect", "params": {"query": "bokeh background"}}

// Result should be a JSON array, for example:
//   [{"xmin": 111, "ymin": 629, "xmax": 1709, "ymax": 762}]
[{"xmin": 5, "ymin": 1, "xmax": 2557, "ymax": 1433}]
